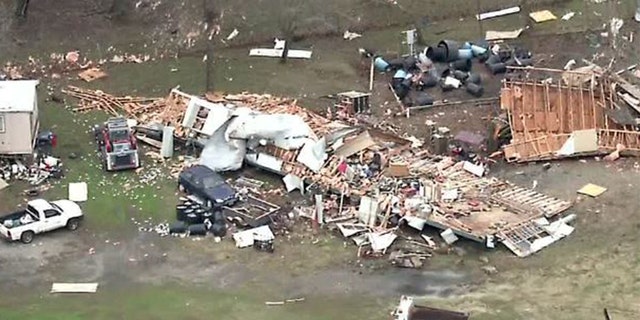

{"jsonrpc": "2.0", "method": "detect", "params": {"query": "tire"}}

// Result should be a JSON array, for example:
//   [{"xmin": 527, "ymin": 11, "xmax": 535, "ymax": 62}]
[
  {"xmin": 20, "ymin": 231, "xmax": 34, "ymax": 244},
  {"xmin": 67, "ymin": 218, "xmax": 80, "ymax": 231}
]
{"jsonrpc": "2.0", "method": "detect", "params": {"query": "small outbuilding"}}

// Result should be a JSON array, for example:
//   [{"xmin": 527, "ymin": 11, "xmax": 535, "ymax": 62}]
[{"xmin": 0, "ymin": 80, "xmax": 40, "ymax": 155}]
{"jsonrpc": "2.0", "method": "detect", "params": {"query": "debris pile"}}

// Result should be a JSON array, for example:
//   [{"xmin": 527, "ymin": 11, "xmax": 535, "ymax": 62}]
[
  {"xmin": 62, "ymin": 86, "xmax": 163, "ymax": 121},
  {"xmin": 501, "ymin": 65, "xmax": 640, "ymax": 162},
  {"xmin": 63, "ymin": 86, "xmax": 576, "ymax": 258},
  {"xmin": 0, "ymin": 156, "xmax": 64, "ymax": 187},
  {"xmin": 371, "ymin": 38, "xmax": 533, "ymax": 109}
]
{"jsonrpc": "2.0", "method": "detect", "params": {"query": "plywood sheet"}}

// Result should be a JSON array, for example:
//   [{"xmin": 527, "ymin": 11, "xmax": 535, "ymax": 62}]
[
  {"xmin": 577, "ymin": 183, "xmax": 607, "ymax": 197},
  {"xmin": 530, "ymin": 10, "xmax": 557, "ymax": 23}
]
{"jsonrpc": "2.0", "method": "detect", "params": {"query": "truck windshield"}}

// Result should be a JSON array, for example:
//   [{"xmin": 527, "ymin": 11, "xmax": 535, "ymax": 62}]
[{"xmin": 109, "ymin": 129, "xmax": 129, "ymax": 142}]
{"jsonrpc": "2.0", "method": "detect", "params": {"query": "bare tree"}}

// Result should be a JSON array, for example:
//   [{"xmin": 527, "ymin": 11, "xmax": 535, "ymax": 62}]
[
  {"xmin": 203, "ymin": 0, "xmax": 220, "ymax": 93},
  {"xmin": 276, "ymin": 0, "xmax": 303, "ymax": 64},
  {"xmin": 14, "ymin": 0, "xmax": 30, "ymax": 19},
  {"xmin": 109, "ymin": 0, "xmax": 130, "ymax": 19}
]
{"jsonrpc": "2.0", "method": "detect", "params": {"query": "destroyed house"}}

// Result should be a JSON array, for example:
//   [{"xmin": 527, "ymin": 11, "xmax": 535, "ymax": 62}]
[
  {"xmin": 501, "ymin": 66, "xmax": 640, "ymax": 162},
  {"xmin": 0, "ymin": 80, "xmax": 40, "ymax": 155}
]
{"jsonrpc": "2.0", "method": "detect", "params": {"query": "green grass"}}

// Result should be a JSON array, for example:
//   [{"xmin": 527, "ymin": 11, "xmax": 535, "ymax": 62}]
[{"xmin": 0, "ymin": 285, "xmax": 385, "ymax": 320}]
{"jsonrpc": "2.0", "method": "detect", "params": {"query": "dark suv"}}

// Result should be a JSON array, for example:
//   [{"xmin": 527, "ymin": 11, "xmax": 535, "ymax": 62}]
[{"xmin": 178, "ymin": 165, "xmax": 238, "ymax": 208}]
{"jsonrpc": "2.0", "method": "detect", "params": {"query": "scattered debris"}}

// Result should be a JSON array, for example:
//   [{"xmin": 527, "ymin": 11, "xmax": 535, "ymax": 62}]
[
  {"xmin": 393, "ymin": 296, "xmax": 469, "ymax": 320},
  {"xmin": 561, "ymin": 12, "xmax": 576, "ymax": 21},
  {"xmin": 577, "ymin": 183, "xmax": 607, "ymax": 197},
  {"xmin": 530, "ymin": 10, "xmax": 558, "ymax": 23},
  {"xmin": 343, "ymin": 30, "xmax": 362, "ymax": 41},
  {"xmin": 249, "ymin": 39, "xmax": 312, "ymax": 59},
  {"xmin": 78, "ymin": 68, "xmax": 107, "ymax": 82},
  {"xmin": 485, "ymin": 29, "xmax": 523, "ymax": 41},
  {"xmin": 265, "ymin": 298, "xmax": 305, "ymax": 306},
  {"xmin": 476, "ymin": 6, "xmax": 520, "ymax": 21},
  {"xmin": 225, "ymin": 28, "xmax": 239, "ymax": 41},
  {"xmin": 51, "ymin": 283, "xmax": 98, "ymax": 293},
  {"xmin": 232, "ymin": 225, "xmax": 275, "ymax": 249}
]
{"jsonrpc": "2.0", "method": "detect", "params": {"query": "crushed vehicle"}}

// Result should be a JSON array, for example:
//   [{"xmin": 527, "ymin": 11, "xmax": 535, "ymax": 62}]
[
  {"xmin": 178, "ymin": 165, "xmax": 238, "ymax": 208},
  {"xmin": 0, "ymin": 199, "xmax": 84, "ymax": 244},
  {"xmin": 93, "ymin": 117, "xmax": 141, "ymax": 171}
]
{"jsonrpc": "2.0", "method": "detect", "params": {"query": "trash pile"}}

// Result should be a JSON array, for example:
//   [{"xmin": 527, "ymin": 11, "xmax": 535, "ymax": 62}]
[
  {"xmin": 372, "ymin": 39, "xmax": 533, "ymax": 108},
  {"xmin": 0, "ymin": 156, "xmax": 64, "ymax": 187}
]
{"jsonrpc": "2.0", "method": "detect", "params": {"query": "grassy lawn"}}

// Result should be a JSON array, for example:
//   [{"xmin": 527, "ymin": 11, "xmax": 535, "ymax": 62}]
[{"xmin": 0, "ymin": 286, "xmax": 385, "ymax": 320}]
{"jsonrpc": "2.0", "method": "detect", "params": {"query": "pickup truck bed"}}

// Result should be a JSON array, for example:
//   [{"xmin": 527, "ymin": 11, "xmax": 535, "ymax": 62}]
[{"xmin": 1, "ymin": 210, "xmax": 38, "ymax": 229}]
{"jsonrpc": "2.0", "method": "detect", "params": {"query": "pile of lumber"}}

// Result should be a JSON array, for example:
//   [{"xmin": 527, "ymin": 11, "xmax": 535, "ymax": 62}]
[{"xmin": 62, "ymin": 86, "xmax": 164, "ymax": 121}]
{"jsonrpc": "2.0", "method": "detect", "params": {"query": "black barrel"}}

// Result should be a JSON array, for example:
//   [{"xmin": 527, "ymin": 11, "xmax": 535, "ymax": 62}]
[
  {"xmin": 387, "ymin": 58, "xmax": 405, "ymax": 70},
  {"xmin": 453, "ymin": 70, "xmax": 469, "ymax": 81},
  {"xmin": 517, "ymin": 58, "xmax": 533, "ymax": 67},
  {"xmin": 414, "ymin": 92, "xmax": 434, "ymax": 106},
  {"xmin": 438, "ymin": 40, "xmax": 460, "ymax": 62},
  {"xmin": 176, "ymin": 205, "xmax": 188, "ymax": 221},
  {"xmin": 485, "ymin": 54, "xmax": 501, "ymax": 65},
  {"xmin": 210, "ymin": 222, "xmax": 227, "ymax": 237},
  {"xmin": 188, "ymin": 224, "xmax": 208, "ymax": 236},
  {"xmin": 213, "ymin": 210, "xmax": 225, "ymax": 223},
  {"xmin": 426, "ymin": 46, "xmax": 447, "ymax": 62},
  {"xmin": 466, "ymin": 83, "xmax": 484, "ymax": 97},
  {"xmin": 487, "ymin": 62, "xmax": 507, "ymax": 75},
  {"xmin": 441, "ymin": 82, "xmax": 456, "ymax": 92},
  {"xmin": 169, "ymin": 221, "xmax": 188, "ymax": 234},
  {"xmin": 466, "ymin": 73, "xmax": 482, "ymax": 84},
  {"xmin": 419, "ymin": 73, "xmax": 438, "ymax": 88},
  {"xmin": 450, "ymin": 59, "xmax": 472, "ymax": 72},
  {"xmin": 185, "ymin": 213, "xmax": 203, "ymax": 224}
]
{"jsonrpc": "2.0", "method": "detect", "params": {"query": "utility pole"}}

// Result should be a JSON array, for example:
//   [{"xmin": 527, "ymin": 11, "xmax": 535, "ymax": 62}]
[{"xmin": 203, "ymin": 0, "xmax": 216, "ymax": 93}]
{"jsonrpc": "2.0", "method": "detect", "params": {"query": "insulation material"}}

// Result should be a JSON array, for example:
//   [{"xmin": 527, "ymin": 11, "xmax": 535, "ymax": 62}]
[
  {"xmin": 226, "ymin": 114, "xmax": 316, "ymax": 150},
  {"xmin": 296, "ymin": 138, "xmax": 327, "ymax": 172},
  {"xmin": 556, "ymin": 129, "xmax": 598, "ymax": 156},
  {"xmin": 199, "ymin": 121, "xmax": 247, "ymax": 172},
  {"xmin": 282, "ymin": 174, "xmax": 304, "ymax": 193}
]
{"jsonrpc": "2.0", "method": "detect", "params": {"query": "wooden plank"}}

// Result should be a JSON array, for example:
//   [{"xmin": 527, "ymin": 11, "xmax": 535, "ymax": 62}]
[{"xmin": 51, "ymin": 283, "xmax": 99, "ymax": 293}]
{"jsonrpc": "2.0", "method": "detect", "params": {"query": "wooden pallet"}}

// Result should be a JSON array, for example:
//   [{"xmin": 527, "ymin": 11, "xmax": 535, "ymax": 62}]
[
  {"xmin": 499, "ymin": 220, "xmax": 547, "ymax": 257},
  {"xmin": 491, "ymin": 184, "xmax": 572, "ymax": 218}
]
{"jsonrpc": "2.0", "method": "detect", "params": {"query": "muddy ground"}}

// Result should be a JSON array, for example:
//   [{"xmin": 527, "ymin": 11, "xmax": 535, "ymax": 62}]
[{"xmin": 1, "ymin": 0, "xmax": 640, "ymax": 319}]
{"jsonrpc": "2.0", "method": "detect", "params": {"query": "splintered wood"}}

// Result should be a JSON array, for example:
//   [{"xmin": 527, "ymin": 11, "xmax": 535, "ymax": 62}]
[
  {"xmin": 502, "ymin": 66, "xmax": 640, "ymax": 162},
  {"xmin": 62, "ymin": 86, "xmax": 163, "ymax": 121}
]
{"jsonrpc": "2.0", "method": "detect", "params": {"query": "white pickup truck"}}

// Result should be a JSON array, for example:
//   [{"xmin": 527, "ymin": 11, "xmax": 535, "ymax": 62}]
[{"xmin": 0, "ymin": 199, "xmax": 84, "ymax": 244}]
